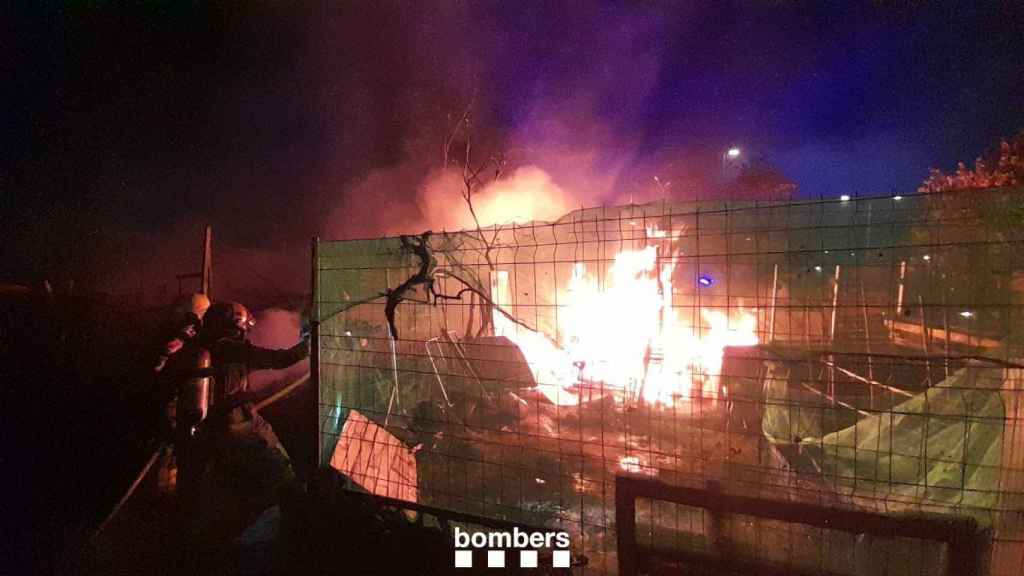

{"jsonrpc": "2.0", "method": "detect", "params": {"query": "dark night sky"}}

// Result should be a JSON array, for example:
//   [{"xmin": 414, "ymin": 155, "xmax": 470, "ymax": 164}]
[{"xmin": 4, "ymin": 2, "xmax": 1023, "ymax": 297}]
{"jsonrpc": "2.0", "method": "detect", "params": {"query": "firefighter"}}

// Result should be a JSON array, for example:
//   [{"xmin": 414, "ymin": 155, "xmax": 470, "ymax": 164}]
[
  {"xmin": 153, "ymin": 293, "xmax": 211, "ymax": 373},
  {"xmin": 153, "ymin": 293, "xmax": 211, "ymax": 436},
  {"xmin": 150, "ymin": 294, "xmax": 211, "ymax": 495},
  {"xmin": 197, "ymin": 301, "xmax": 309, "ymax": 400},
  {"xmin": 185, "ymin": 301, "xmax": 309, "ymax": 547}
]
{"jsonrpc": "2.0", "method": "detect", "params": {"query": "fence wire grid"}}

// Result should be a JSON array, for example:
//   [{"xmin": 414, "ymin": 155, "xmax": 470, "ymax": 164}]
[{"xmin": 311, "ymin": 188, "xmax": 1024, "ymax": 575}]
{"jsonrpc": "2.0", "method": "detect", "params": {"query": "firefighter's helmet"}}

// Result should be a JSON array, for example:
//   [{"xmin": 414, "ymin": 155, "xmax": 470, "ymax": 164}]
[
  {"xmin": 202, "ymin": 301, "xmax": 256, "ymax": 341},
  {"xmin": 170, "ymin": 293, "xmax": 211, "ymax": 327}
]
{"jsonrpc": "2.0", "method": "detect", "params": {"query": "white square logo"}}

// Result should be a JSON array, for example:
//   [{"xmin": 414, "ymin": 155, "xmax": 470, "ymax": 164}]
[
  {"xmin": 487, "ymin": 550, "xmax": 505, "ymax": 568},
  {"xmin": 552, "ymin": 549, "xmax": 571, "ymax": 568},
  {"xmin": 520, "ymin": 550, "xmax": 538, "ymax": 568},
  {"xmin": 454, "ymin": 550, "xmax": 472, "ymax": 568}
]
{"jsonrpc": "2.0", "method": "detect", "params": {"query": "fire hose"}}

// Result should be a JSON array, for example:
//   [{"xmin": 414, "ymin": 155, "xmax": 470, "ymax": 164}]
[
  {"xmin": 253, "ymin": 371, "xmax": 310, "ymax": 411},
  {"xmin": 90, "ymin": 443, "xmax": 166, "ymax": 541},
  {"xmin": 90, "ymin": 370, "xmax": 311, "ymax": 542}
]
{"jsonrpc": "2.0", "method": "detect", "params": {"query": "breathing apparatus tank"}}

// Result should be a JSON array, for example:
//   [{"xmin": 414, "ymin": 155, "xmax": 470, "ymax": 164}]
[{"xmin": 177, "ymin": 347, "xmax": 212, "ymax": 437}]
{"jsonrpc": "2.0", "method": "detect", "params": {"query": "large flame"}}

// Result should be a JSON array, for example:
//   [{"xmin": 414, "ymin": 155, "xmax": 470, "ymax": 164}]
[{"xmin": 493, "ymin": 232, "xmax": 758, "ymax": 406}]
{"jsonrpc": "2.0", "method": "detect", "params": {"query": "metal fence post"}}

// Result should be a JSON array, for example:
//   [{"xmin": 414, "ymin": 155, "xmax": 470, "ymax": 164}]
[
  {"xmin": 615, "ymin": 475, "xmax": 638, "ymax": 576},
  {"xmin": 310, "ymin": 236, "xmax": 321, "ymax": 480}
]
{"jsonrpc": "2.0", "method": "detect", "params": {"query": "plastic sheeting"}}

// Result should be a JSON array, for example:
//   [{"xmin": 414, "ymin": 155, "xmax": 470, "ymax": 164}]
[{"xmin": 764, "ymin": 362, "xmax": 1005, "ymax": 522}]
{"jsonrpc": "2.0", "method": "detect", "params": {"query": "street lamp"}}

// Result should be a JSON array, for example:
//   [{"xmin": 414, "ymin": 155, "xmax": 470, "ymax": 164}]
[{"xmin": 722, "ymin": 147, "xmax": 742, "ymax": 181}]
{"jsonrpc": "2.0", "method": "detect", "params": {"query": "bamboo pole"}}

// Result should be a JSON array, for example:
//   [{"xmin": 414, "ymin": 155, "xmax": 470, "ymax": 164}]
[
  {"xmin": 860, "ymin": 280, "xmax": 875, "ymax": 409},
  {"xmin": 918, "ymin": 295, "xmax": 931, "ymax": 381},
  {"xmin": 385, "ymin": 323, "xmax": 400, "ymax": 426},
  {"xmin": 382, "ymin": 266, "xmax": 401, "ymax": 425},
  {"xmin": 768, "ymin": 263, "xmax": 779, "ymax": 343},
  {"xmin": 884, "ymin": 319, "xmax": 1001, "ymax": 349},
  {"xmin": 820, "ymin": 359, "xmax": 913, "ymax": 398},
  {"xmin": 830, "ymin": 265, "xmax": 841, "ymax": 341},
  {"xmin": 859, "ymin": 281, "xmax": 874, "ymax": 379},
  {"xmin": 896, "ymin": 260, "xmax": 906, "ymax": 316},
  {"xmin": 799, "ymin": 382, "xmax": 871, "ymax": 418},
  {"xmin": 942, "ymin": 292, "xmax": 951, "ymax": 378},
  {"xmin": 828, "ymin": 265, "xmax": 841, "ymax": 404}
]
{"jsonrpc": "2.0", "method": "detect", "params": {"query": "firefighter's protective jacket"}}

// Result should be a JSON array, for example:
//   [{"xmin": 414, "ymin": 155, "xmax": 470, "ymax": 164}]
[
  {"xmin": 207, "ymin": 337, "xmax": 309, "ymax": 403},
  {"xmin": 186, "ymin": 336, "xmax": 308, "ymax": 545}
]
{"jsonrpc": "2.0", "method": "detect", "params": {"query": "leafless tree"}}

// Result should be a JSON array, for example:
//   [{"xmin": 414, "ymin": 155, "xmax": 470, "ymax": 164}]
[
  {"xmin": 381, "ymin": 231, "xmax": 536, "ymax": 341},
  {"xmin": 378, "ymin": 99, "xmax": 536, "ymax": 342},
  {"xmin": 441, "ymin": 98, "xmax": 511, "ymax": 338}
]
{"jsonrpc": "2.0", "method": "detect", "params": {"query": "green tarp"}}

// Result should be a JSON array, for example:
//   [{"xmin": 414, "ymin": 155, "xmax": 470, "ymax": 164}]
[{"xmin": 764, "ymin": 362, "xmax": 1005, "ymax": 523}]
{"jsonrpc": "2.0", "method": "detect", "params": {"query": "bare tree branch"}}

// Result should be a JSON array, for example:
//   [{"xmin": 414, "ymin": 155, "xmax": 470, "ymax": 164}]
[
  {"xmin": 432, "ymin": 269, "xmax": 538, "ymax": 333},
  {"xmin": 443, "ymin": 96, "xmax": 474, "ymax": 170},
  {"xmin": 378, "ymin": 230, "xmax": 539, "ymax": 341},
  {"xmin": 384, "ymin": 232, "xmax": 435, "ymax": 340},
  {"xmin": 440, "ymin": 99, "xmax": 520, "ymax": 338}
]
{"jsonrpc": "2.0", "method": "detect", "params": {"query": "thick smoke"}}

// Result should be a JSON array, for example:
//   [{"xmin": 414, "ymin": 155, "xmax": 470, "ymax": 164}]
[
  {"xmin": 246, "ymin": 307, "xmax": 309, "ymax": 393},
  {"xmin": 45, "ymin": 2, "xmax": 698, "ymax": 307},
  {"xmin": 18, "ymin": 2, "xmax": 930, "ymax": 307},
  {"xmin": 320, "ymin": 1, "xmax": 678, "ymax": 240}
]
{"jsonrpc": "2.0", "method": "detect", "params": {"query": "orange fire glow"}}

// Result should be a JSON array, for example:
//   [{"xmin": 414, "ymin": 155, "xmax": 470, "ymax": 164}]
[
  {"xmin": 418, "ymin": 167, "xmax": 574, "ymax": 231},
  {"xmin": 493, "ymin": 233, "xmax": 758, "ymax": 406}
]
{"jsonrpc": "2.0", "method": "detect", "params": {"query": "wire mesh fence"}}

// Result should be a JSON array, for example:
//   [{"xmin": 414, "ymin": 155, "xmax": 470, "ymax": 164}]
[{"xmin": 312, "ymin": 188, "xmax": 1024, "ymax": 574}]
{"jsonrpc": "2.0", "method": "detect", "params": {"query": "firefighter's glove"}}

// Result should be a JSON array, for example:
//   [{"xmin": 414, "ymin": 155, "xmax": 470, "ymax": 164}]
[{"xmin": 299, "ymin": 335, "xmax": 311, "ymax": 359}]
